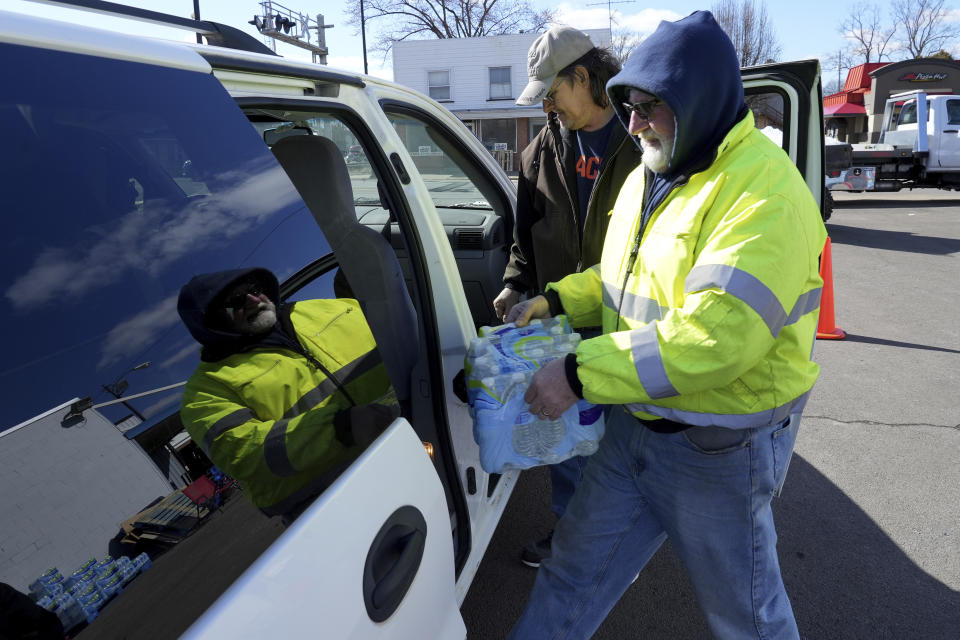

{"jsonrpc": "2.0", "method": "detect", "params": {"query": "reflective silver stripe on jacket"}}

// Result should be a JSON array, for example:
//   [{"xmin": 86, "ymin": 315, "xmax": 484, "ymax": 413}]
[
  {"xmin": 202, "ymin": 408, "xmax": 254, "ymax": 456},
  {"xmin": 267, "ymin": 349, "xmax": 384, "ymax": 476},
  {"xmin": 603, "ymin": 280, "xmax": 666, "ymax": 324},
  {"xmin": 786, "ymin": 288, "xmax": 822, "ymax": 324},
  {"xmin": 602, "ymin": 280, "xmax": 619, "ymax": 311},
  {"xmin": 203, "ymin": 409, "xmax": 303, "ymax": 478},
  {"xmin": 630, "ymin": 323, "xmax": 679, "ymax": 399},
  {"xmin": 327, "ymin": 349, "xmax": 383, "ymax": 389},
  {"xmin": 264, "ymin": 419, "xmax": 297, "ymax": 477},
  {"xmin": 283, "ymin": 378, "xmax": 339, "ymax": 419},
  {"xmin": 282, "ymin": 349, "xmax": 383, "ymax": 420},
  {"xmin": 625, "ymin": 388, "xmax": 812, "ymax": 430},
  {"xmin": 685, "ymin": 265, "xmax": 822, "ymax": 338}
]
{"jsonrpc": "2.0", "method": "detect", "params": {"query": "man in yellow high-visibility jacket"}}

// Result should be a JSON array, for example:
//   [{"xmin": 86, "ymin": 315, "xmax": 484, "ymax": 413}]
[
  {"xmin": 506, "ymin": 11, "xmax": 826, "ymax": 639},
  {"xmin": 177, "ymin": 267, "xmax": 396, "ymax": 519}
]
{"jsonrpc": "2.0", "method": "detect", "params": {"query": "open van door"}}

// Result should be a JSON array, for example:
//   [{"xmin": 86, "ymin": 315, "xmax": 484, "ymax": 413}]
[
  {"xmin": 741, "ymin": 60, "xmax": 826, "ymax": 216},
  {"xmin": 740, "ymin": 59, "xmax": 825, "ymax": 493},
  {"xmin": 182, "ymin": 421, "xmax": 466, "ymax": 639}
]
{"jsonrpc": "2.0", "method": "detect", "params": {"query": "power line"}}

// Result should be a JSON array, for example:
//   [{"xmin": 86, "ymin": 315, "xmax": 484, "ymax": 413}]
[{"xmin": 585, "ymin": 0, "xmax": 634, "ymax": 34}]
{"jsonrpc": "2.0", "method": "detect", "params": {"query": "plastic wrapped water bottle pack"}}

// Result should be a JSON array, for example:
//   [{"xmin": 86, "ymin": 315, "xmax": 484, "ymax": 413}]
[
  {"xmin": 29, "ymin": 552, "xmax": 152, "ymax": 630},
  {"xmin": 465, "ymin": 316, "xmax": 604, "ymax": 473}
]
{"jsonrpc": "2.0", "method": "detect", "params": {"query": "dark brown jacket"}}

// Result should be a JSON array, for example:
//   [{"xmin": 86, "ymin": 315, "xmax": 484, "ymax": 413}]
[{"xmin": 502, "ymin": 114, "xmax": 642, "ymax": 294}]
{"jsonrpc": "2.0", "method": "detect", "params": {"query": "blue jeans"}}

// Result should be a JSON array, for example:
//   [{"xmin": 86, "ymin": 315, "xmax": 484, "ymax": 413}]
[
  {"xmin": 550, "ymin": 455, "xmax": 587, "ymax": 518},
  {"xmin": 509, "ymin": 407, "xmax": 800, "ymax": 640}
]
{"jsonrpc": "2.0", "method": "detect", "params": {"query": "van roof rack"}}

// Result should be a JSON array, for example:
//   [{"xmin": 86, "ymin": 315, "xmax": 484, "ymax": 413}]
[{"xmin": 24, "ymin": 0, "xmax": 277, "ymax": 56}]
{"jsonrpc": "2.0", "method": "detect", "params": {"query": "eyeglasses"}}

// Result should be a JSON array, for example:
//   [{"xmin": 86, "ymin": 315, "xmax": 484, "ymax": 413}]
[
  {"xmin": 622, "ymin": 98, "xmax": 663, "ymax": 120},
  {"xmin": 224, "ymin": 285, "xmax": 263, "ymax": 311},
  {"xmin": 543, "ymin": 78, "xmax": 566, "ymax": 105}
]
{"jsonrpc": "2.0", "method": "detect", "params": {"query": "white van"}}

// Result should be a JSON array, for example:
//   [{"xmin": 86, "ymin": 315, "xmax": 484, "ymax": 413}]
[{"xmin": 0, "ymin": 5, "xmax": 824, "ymax": 637}]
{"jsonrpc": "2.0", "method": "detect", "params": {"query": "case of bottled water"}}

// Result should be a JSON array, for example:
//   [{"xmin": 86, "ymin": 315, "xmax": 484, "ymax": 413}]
[
  {"xmin": 28, "ymin": 552, "xmax": 152, "ymax": 630},
  {"xmin": 465, "ymin": 317, "xmax": 604, "ymax": 473}
]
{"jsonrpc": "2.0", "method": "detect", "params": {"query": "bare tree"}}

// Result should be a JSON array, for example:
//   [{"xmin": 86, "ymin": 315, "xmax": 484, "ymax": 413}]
[
  {"xmin": 822, "ymin": 48, "xmax": 854, "ymax": 94},
  {"xmin": 891, "ymin": 0, "xmax": 959, "ymax": 58},
  {"xmin": 345, "ymin": 0, "xmax": 555, "ymax": 57},
  {"xmin": 839, "ymin": 2, "xmax": 896, "ymax": 63},
  {"xmin": 711, "ymin": 0, "xmax": 782, "ymax": 66},
  {"xmin": 607, "ymin": 14, "xmax": 645, "ymax": 65}
]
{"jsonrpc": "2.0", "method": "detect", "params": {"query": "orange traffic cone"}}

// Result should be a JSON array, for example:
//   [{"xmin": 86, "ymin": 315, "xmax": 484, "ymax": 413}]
[{"xmin": 816, "ymin": 237, "xmax": 846, "ymax": 340}]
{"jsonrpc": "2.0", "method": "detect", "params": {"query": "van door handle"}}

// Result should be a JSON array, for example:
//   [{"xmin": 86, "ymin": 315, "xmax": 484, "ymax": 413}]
[
  {"xmin": 943, "ymin": 129, "xmax": 958, "ymax": 133},
  {"xmin": 363, "ymin": 505, "xmax": 427, "ymax": 622}
]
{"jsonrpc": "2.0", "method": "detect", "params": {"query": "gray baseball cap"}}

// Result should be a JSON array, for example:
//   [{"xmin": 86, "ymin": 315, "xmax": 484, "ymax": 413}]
[{"xmin": 516, "ymin": 26, "xmax": 596, "ymax": 106}]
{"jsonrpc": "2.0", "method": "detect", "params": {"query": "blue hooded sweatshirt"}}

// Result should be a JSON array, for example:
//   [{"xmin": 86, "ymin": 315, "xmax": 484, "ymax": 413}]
[
  {"xmin": 606, "ymin": 11, "xmax": 746, "ymax": 217},
  {"xmin": 177, "ymin": 267, "xmax": 302, "ymax": 363}
]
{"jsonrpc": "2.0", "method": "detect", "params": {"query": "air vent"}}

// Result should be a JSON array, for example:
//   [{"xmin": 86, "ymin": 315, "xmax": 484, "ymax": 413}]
[{"xmin": 454, "ymin": 229, "xmax": 484, "ymax": 250}]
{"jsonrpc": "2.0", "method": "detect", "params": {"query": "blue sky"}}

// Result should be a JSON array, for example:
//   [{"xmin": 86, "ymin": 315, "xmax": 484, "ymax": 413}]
[{"xmin": 6, "ymin": 1, "xmax": 958, "ymax": 82}]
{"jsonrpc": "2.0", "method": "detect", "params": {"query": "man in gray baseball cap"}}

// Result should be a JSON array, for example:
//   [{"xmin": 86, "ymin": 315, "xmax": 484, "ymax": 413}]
[
  {"xmin": 516, "ymin": 26, "xmax": 596, "ymax": 106},
  {"xmin": 494, "ymin": 26, "xmax": 641, "ymax": 569}
]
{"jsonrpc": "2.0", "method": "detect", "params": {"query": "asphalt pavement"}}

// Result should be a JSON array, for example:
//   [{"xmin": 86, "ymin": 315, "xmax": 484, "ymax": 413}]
[{"xmin": 461, "ymin": 189, "xmax": 960, "ymax": 639}]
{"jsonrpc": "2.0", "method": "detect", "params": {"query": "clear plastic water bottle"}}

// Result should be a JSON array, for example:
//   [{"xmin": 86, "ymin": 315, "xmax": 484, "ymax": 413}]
[
  {"xmin": 29, "ymin": 567, "xmax": 62, "ymax": 595},
  {"xmin": 512, "ymin": 413, "xmax": 566, "ymax": 462},
  {"xmin": 465, "ymin": 315, "xmax": 604, "ymax": 472},
  {"xmin": 133, "ymin": 552, "xmax": 152, "ymax": 573},
  {"xmin": 97, "ymin": 571, "xmax": 124, "ymax": 599},
  {"xmin": 77, "ymin": 588, "xmax": 104, "ymax": 623},
  {"xmin": 54, "ymin": 593, "xmax": 85, "ymax": 630},
  {"xmin": 92, "ymin": 556, "xmax": 114, "ymax": 578},
  {"xmin": 120, "ymin": 563, "xmax": 138, "ymax": 585},
  {"xmin": 94, "ymin": 564, "xmax": 120, "ymax": 591},
  {"xmin": 75, "ymin": 557, "xmax": 97, "ymax": 573},
  {"xmin": 74, "ymin": 582, "xmax": 102, "ymax": 609},
  {"xmin": 41, "ymin": 581, "xmax": 64, "ymax": 598}
]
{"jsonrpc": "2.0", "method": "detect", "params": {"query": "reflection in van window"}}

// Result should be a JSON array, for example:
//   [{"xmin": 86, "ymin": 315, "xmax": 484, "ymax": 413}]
[
  {"xmin": 248, "ymin": 114, "xmax": 380, "ymax": 223},
  {"xmin": 747, "ymin": 91, "xmax": 786, "ymax": 149},
  {"xmin": 0, "ymin": 43, "xmax": 333, "ymax": 433},
  {"xmin": 175, "ymin": 267, "xmax": 397, "ymax": 519}
]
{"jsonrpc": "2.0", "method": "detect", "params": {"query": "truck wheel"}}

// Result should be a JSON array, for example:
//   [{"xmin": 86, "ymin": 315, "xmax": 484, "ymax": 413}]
[{"xmin": 822, "ymin": 189, "xmax": 833, "ymax": 221}]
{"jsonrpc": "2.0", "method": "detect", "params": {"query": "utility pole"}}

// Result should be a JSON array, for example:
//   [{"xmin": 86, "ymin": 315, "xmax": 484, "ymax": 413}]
[
  {"xmin": 361, "ymin": 0, "xmax": 368, "ymax": 74},
  {"xmin": 102, "ymin": 361, "xmax": 151, "ymax": 423},
  {"xmin": 838, "ymin": 49, "xmax": 845, "ymax": 90},
  {"xmin": 193, "ymin": 0, "xmax": 202, "ymax": 43},
  {"xmin": 249, "ymin": 1, "xmax": 333, "ymax": 64}
]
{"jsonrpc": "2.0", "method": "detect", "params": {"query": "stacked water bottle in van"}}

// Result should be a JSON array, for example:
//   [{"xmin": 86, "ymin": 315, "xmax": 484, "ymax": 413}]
[{"xmin": 28, "ymin": 553, "xmax": 152, "ymax": 630}]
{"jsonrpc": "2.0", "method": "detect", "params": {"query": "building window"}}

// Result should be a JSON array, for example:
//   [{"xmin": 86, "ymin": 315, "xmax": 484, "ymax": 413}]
[
  {"xmin": 489, "ymin": 67, "xmax": 512, "ymax": 100},
  {"xmin": 428, "ymin": 70, "xmax": 451, "ymax": 101},
  {"xmin": 477, "ymin": 118, "xmax": 517, "ymax": 151},
  {"xmin": 529, "ymin": 119, "xmax": 547, "ymax": 141}
]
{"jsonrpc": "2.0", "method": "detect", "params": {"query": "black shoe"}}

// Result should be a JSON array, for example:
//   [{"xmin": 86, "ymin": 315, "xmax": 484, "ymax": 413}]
[{"xmin": 520, "ymin": 530, "xmax": 553, "ymax": 568}]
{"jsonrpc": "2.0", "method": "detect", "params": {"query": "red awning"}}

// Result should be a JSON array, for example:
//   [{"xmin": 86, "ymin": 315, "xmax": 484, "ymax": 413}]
[{"xmin": 824, "ymin": 102, "xmax": 866, "ymax": 116}]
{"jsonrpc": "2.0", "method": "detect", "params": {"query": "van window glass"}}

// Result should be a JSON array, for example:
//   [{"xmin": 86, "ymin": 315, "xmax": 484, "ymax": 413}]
[
  {"xmin": 746, "ymin": 91, "xmax": 787, "ymax": 149},
  {"xmin": 247, "ymin": 114, "xmax": 381, "ymax": 225},
  {"xmin": 383, "ymin": 107, "xmax": 511, "ymax": 326},
  {"xmin": 0, "ymin": 43, "xmax": 337, "ymax": 433},
  {"xmin": 385, "ymin": 112, "xmax": 506, "ymax": 217},
  {"xmin": 899, "ymin": 102, "xmax": 917, "ymax": 125},
  {"xmin": 897, "ymin": 102, "xmax": 931, "ymax": 126}
]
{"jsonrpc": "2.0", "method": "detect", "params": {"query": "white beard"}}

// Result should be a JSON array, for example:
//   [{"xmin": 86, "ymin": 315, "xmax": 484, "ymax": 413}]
[
  {"xmin": 244, "ymin": 306, "xmax": 277, "ymax": 334},
  {"xmin": 232, "ymin": 300, "xmax": 277, "ymax": 335},
  {"xmin": 640, "ymin": 132, "xmax": 674, "ymax": 174}
]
